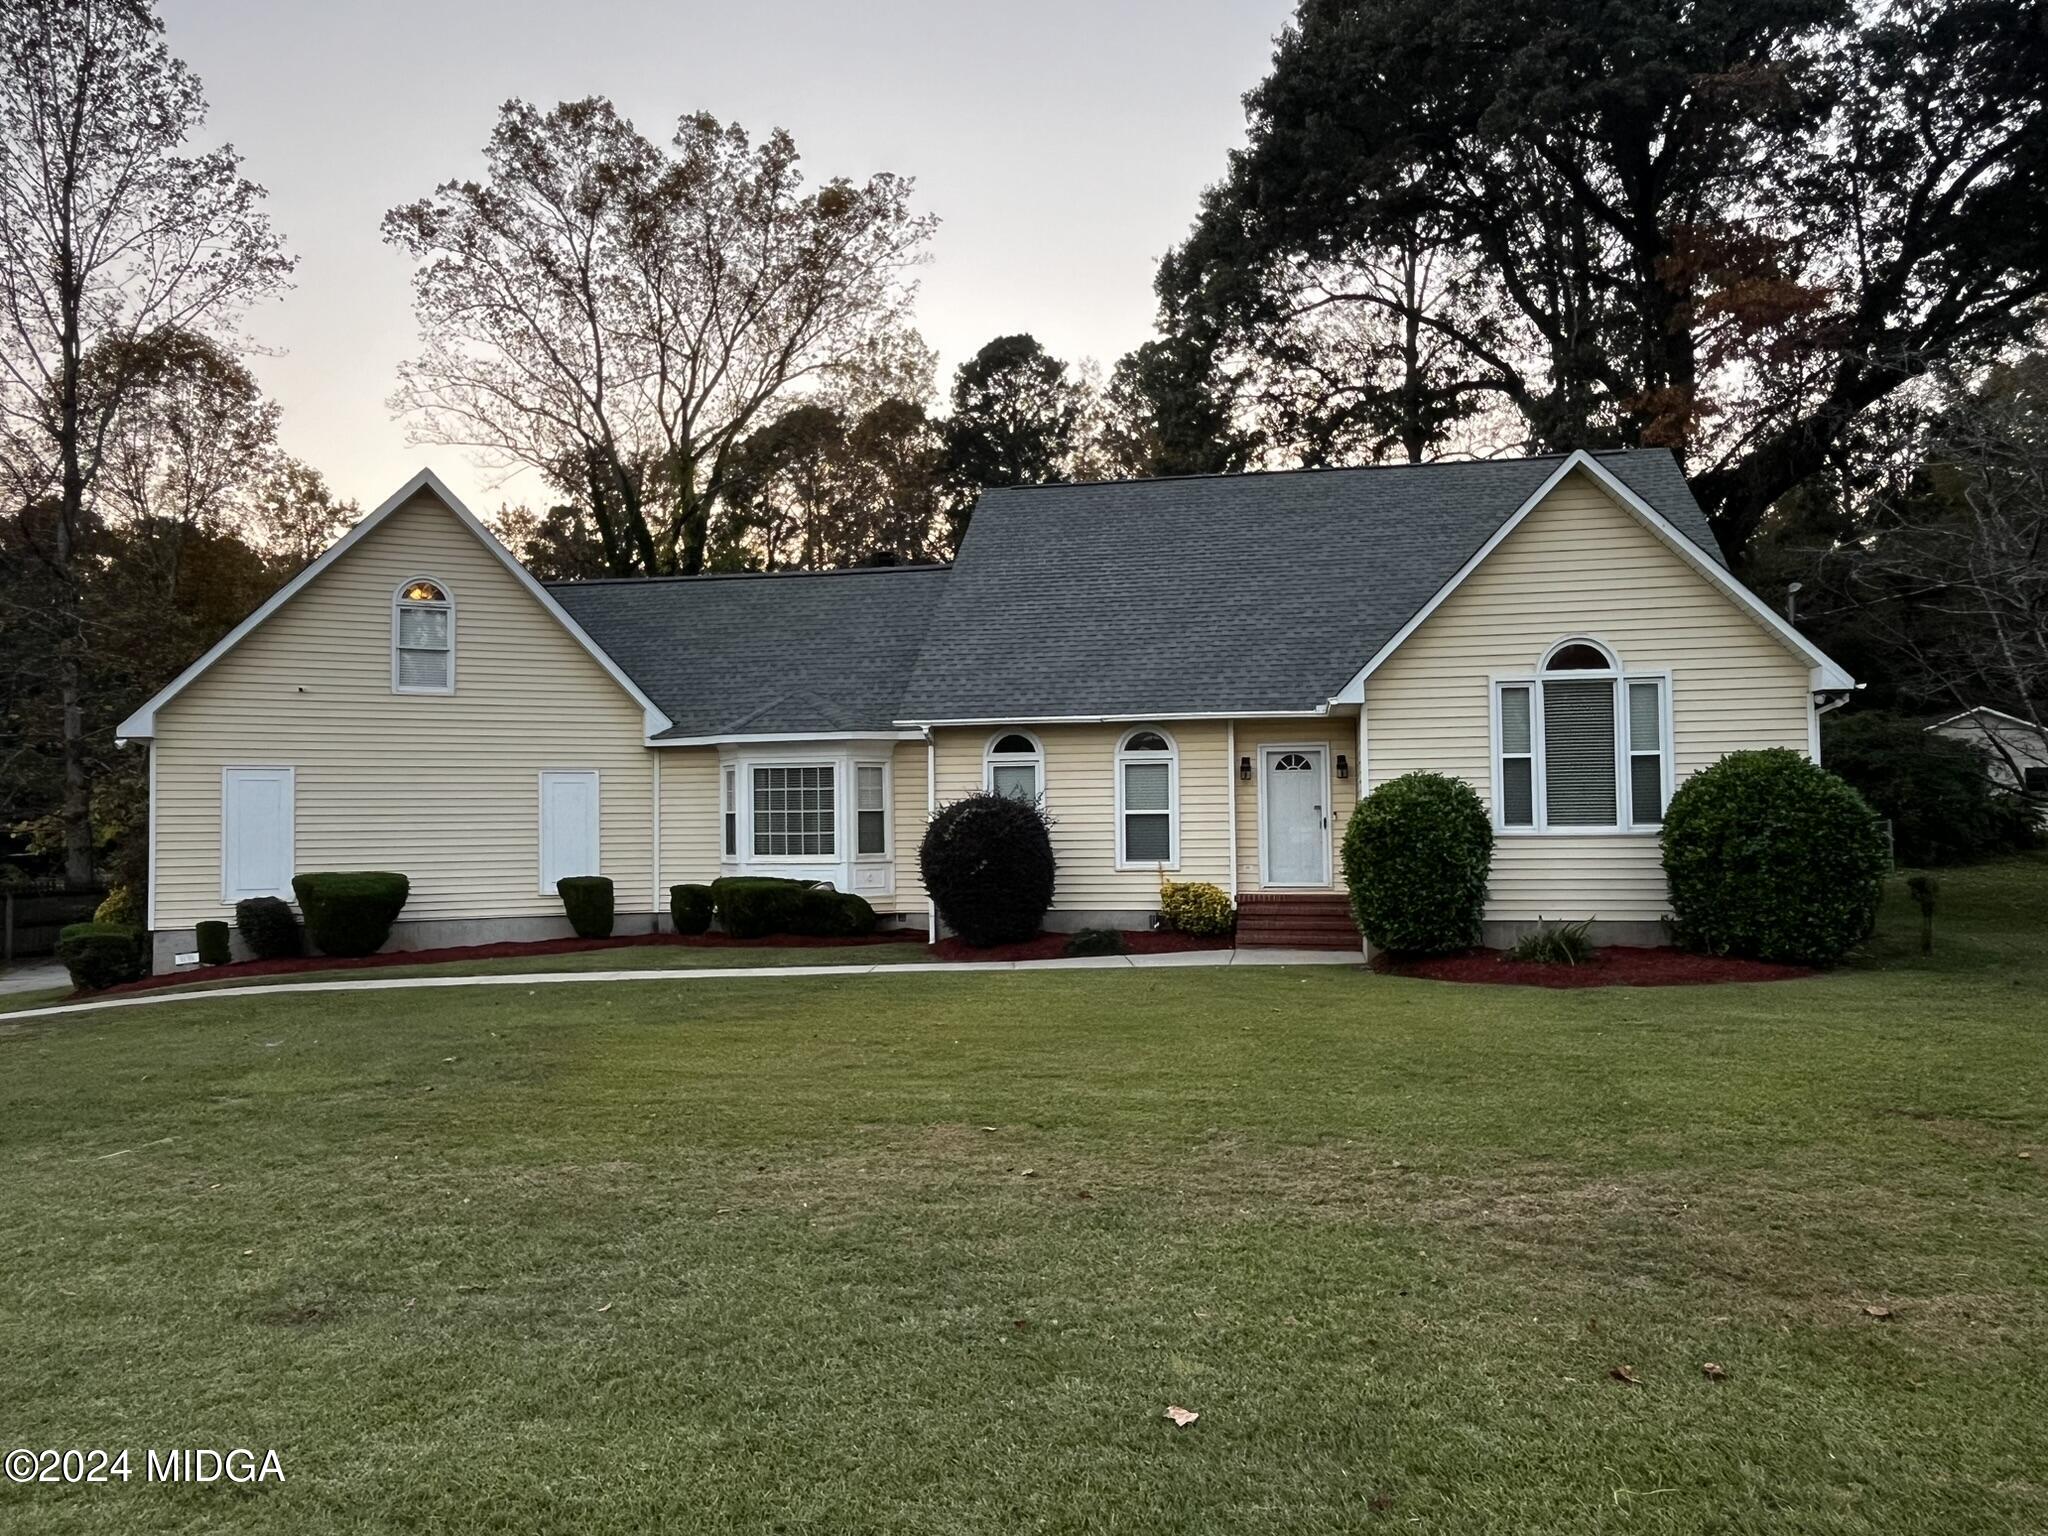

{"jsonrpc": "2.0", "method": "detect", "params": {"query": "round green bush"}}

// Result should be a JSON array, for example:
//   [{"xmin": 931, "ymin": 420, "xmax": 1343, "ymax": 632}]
[
  {"xmin": 555, "ymin": 875, "xmax": 615, "ymax": 939},
  {"xmin": 669, "ymin": 883, "xmax": 714, "ymax": 935},
  {"xmin": 1660, "ymin": 749, "xmax": 1888, "ymax": 965},
  {"xmin": 56, "ymin": 922, "xmax": 145, "ymax": 991},
  {"xmin": 195, "ymin": 919, "xmax": 233, "ymax": 966},
  {"xmin": 235, "ymin": 896, "xmax": 301, "ymax": 959},
  {"xmin": 1341, "ymin": 772, "xmax": 1494, "ymax": 955},
  {"xmin": 919, "ymin": 792, "xmax": 1056, "ymax": 947},
  {"xmin": 291, "ymin": 871, "xmax": 411, "ymax": 957}
]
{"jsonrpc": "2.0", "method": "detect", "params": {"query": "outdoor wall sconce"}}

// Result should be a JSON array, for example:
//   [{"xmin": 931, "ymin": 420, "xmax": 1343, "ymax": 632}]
[
  {"xmin": 1335, "ymin": 753, "xmax": 1351, "ymax": 780},
  {"xmin": 1238, "ymin": 756, "xmax": 1253, "ymax": 782}
]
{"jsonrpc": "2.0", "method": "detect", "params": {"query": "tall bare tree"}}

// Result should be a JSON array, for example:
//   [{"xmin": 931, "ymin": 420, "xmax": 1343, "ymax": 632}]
[
  {"xmin": 0, "ymin": 0, "xmax": 291, "ymax": 882},
  {"xmin": 385, "ymin": 100, "xmax": 936, "ymax": 576}
]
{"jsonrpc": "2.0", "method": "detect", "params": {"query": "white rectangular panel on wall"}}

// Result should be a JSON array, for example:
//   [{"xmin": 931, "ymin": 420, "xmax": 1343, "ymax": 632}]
[
  {"xmin": 539, "ymin": 770, "xmax": 601, "ymax": 893},
  {"xmin": 221, "ymin": 767, "xmax": 295, "ymax": 902}
]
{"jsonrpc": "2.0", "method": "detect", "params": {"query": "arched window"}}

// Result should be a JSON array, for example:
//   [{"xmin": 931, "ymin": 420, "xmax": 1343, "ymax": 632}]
[
  {"xmin": 393, "ymin": 578, "xmax": 453, "ymax": 693},
  {"xmin": 1494, "ymin": 637, "xmax": 1668, "ymax": 831},
  {"xmin": 984, "ymin": 730, "xmax": 1045, "ymax": 804},
  {"xmin": 1115, "ymin": 727, "xmax": 1178, "ymax": 868}
]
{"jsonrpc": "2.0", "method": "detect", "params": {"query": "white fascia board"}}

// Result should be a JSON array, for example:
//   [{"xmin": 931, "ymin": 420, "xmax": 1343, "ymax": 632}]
[
  {"xmin": 114, "ymin": 468, "xmax": 673, "ymax": 742},
  {"xmin": 652, "ymin": 730, "xmax": 925, "ymax": 748},
  {"xmin": 1327, "ymin": 450, "xmax": 1857, "ymax": 701},
  {"xmin": 1926, "ymin": 705, "xmax": 2041, "ymax": 733},
  {"xmin": 893, "ymin": 707, "xmax": 1335, "ymax": 729}
]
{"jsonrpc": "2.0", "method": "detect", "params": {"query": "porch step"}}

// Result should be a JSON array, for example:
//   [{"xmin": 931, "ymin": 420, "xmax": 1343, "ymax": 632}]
[{"xmin": 1235, "ymin": 893, "xmax": 1360, "ymax": 951}]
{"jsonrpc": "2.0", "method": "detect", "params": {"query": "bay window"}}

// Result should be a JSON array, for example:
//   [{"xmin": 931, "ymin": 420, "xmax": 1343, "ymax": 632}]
[{"xmin": 752, "ymin": 764, "xmax": 834, "ymax": 857}]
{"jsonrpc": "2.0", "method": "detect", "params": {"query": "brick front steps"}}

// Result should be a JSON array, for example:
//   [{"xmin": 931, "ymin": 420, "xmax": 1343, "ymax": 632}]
[{"xmin": 1235, "ymin": 892, "xmax": 1361, "ymax": 952}]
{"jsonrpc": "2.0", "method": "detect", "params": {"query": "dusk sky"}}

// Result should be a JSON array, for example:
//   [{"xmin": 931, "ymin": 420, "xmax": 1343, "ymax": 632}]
[{"xmin": 164, "ymin": 0, "xmax": 1294, "ymax": 515}]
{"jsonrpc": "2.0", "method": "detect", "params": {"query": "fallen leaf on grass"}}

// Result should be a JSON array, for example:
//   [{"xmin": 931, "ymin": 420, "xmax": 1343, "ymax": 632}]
[
  {"xmin": 1863, "ymin": 1304, "xmax": 1894, "ymax": 1320},
  {"xmin": 1019, "ymin": 1169, "xmax": 1037, "ymax": 1178},
  {"xmin": 1610, "ymin": 1365, "xmax": 1643, "ymax": 1387},
  {"xmin": 1702, "ymin": 1362, "xmax": 1727, "ymax": 1381},
  {"xmin": 596, "ymin": 1303, "xmax": 612, "ymax": 1313},
  {"xmin": 1164, "ymin": 1406, "xmax": 1200, "ymax": 1427}
]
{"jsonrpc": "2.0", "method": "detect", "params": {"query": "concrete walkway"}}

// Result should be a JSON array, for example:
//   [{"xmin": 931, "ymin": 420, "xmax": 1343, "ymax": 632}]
[
  {"xmin": 0, "ymin": 958, "xmax": 67, "ymax": 996},
  {"xmin": 0, "ymin": 947, "xmax": 1361, "ymax": 1024}
]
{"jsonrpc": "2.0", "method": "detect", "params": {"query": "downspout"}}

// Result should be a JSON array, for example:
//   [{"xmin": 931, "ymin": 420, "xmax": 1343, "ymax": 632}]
[
  {"xmin": 651, "ymin": 750, "xmax": 662, "ymax": 931},
  {"xmin": 924, "ymin": 726, "xmax": 938, "ymax": 944},
  {"xmin": 1226, "ymin": 720, "xmax": 1238, "ymax": 899}
]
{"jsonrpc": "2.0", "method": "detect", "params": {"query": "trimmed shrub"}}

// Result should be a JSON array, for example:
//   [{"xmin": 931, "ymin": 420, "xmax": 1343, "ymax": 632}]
[
  {"xmin": 1159, "ymin": 878, "xmax": 1234, "ymax": 936},
  {"xmin": 1506, "ymin": 917, "xmax": 1594, "ymax": 966},
  {"xmin": 794, "ymin": 887, "xmax": 877, "ymax": 938},
  {"xmin": 195, "ymin": 919, "xmax": 233, "ymax": 966},
  {"xmin": 1661, "ymin": 749, "xmax": 1888, "ymax": 965},
  {"xmin": 1341, "ymin": 772, "xmax": 1494, "ymax": 956},
  {"xmin": 292, "ymin": 871, "xmax": 411, "ymax": 957},
  {"xmin": 919, "ymin": 792, "xmax": 1057, "ymax": 948},
  {"xmin": 1821, "ymin": 710, "xmax": 2039, "ymax": 866},
  {"xmin": 57, "ymin": 922, "xmax": 145, "ymax": 991},
  {"xmin": 556, "ymin": 875, "xmax": 615, "ymax": 939},
  {"xmin": 235, "ymin": 896, "xmax": 301, "ymax": 959},
  {"xmin": 93, "ymin": 885, "xmax": 142, "ymax": 930},
  {"xmin": 1064, "ymin": 927, "xmax": 1126, "ymax": 957},
  {"xmin": 712, "ymin": 876, "xmax": 814, "ymax": 940},
  {"xmin": 669, "ymin": 883, "xmax": 714, "ymax": 935}
]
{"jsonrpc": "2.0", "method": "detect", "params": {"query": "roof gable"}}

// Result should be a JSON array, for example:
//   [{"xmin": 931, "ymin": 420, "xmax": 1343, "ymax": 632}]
[{"xmin": 116, "ymin": 469, "xmax": 672, "ymax": 741}]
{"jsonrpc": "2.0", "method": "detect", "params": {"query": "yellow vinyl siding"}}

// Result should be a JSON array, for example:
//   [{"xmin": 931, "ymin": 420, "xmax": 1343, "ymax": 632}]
[
  {"xmin": 656, "ymin": 746, "xmax": 723, "ymax": 891},
  {"xmin": 153, "ymin": 492, "xmax": 655, "ymax": 926},
  {"xmin": 885, "ymin": 740, "xmax": 929, "ymax": 915},
  {"xmin": 1230, "ymin": 716, "xmax": 1361, "ymax": 892},
  {"xmin": 1366, "ymin": 469, "xmax": 1812, "ymax": 922},
  {"xmin": 931, "ymin": 722, "xmax": 1232, "ymax": 911}
]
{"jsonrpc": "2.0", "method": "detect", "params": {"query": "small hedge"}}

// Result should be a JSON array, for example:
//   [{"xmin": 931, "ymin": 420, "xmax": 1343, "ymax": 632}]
[
  {"xmin": 57, "ymin": 922, "xmax": 146, "ymax": 991},
  {"xmin": 1159, "ymin": 878, "xmax": 1234, "ymax": 936},
  {"xmin": 93, "ymin": 885, "xmax": 142, "ymax": 930},
  {"xmin": 195, "ymin": 919, "xmax": 232, "ymax": 966},
  {"xmin": 235, "ymin": 896, "xmax": 301, "ymax": 959},
  {"xmin": 710, "ymin": 876, "xmax": 875, "ymax": 939},
  {"xmin": 556, "ymin": 875, "xmax": 615, "ymax": 939},
  {"xmin": 292, "ymin": 871, "xmax": 411, "ymax": 957},
  {"xmin": 919, "ymin": 792, "xmax": 1057, "ymax": 947},
  {"xmin": 1341, "ymin": 772, "xmax": 1494, "ymax": 955},
  {"xmin": 669, "ymin": 883, "xmax": 714, "ymax": 935},
  {"xmin": 1661, "ymin": 749, "xmax": 1888, "ymax": 965}
]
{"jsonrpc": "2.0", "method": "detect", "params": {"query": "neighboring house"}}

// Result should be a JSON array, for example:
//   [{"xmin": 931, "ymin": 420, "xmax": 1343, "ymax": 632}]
[
  {"xmin": 117, "ymin": 448, "xmax": 1854, "ymax": 972},
  {"xmin": 1926, "ymin": 707, "xmax": 2048, "ymax": 804}
]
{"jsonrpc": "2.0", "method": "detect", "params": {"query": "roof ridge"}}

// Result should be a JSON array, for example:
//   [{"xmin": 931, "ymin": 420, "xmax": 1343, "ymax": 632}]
[
  {"xmin": 547, "ymin": 562, "xmax": 951, "ymax": 589},
  {"xmin": 982, "ymin": 447, "xmax": 1665, "ymax": 496}
]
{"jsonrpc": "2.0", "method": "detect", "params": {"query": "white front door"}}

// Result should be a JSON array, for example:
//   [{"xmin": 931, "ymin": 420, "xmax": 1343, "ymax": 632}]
[{"xmin": 1262, "ymin": 747, "xmax": 1328, "ymax": 886}]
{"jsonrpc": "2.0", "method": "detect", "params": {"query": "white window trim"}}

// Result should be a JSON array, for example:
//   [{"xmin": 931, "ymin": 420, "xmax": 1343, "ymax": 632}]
[
  {"xmin": 219, "ymin": 765, "xmax": 295, "ymax": 904},
  {"xmin": 1499, "ymin": 663, "xmax": 1671, "ymax": 831},
  {"xmin": 536, "ymin": 769, "xmax": 602, "ymax": 894},
  {"xmin": 1255, "ymin": 742, "xmax": 1333, "ymax": 889},
  {"xmin": 853, "ymin": 758, "xmax": 892, "ymax": 861},
  {"xmin": 746, "ymin": 758, "xmax": 840, "ymax": 864},
  {"xmin": 392, "ymin": 575, "xmax": 455, "ymax": 696},
  {"xmin": 982, "ymin": 728, "xmax": 1047, "ymax": 808},
  {"xmin": 1113, "ymin": 726, "xmax": 1180, "ymax": 871}
]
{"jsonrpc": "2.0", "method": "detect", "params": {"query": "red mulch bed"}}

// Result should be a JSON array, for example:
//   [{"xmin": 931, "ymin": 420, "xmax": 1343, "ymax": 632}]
[
  {"xmin": 93, "ymin": 929, "xmax": 930, "ymax": 999},
  {"xmin": 1378, "ymin": 944, "xmax": 1815, "ymax": 988},
  {"xmin": 929, "ymin": 929, "xmax": 1231, "ymax": 963}
]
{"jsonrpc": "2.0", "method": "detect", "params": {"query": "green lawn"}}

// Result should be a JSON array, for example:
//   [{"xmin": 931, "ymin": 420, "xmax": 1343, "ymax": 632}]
[{"xmin": 3, "ymin": 860, "xmax": 2044, "ymax": 1533}]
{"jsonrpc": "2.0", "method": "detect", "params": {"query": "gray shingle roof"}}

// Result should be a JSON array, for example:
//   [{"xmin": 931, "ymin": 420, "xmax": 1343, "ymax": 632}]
[
  {"xmin": 896, "ymin": 449, "xmax": 1720, "ymax": 722},
  {"xmin": 545, "ymin": 450, "xmax": 1722, "ymax": 735},
  {"xmin": 547, "ymin": 565, "xmax": 950, "ymax": 739}
]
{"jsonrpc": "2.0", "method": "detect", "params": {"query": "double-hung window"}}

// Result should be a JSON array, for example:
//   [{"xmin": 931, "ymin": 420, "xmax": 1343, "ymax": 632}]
[
  {"xmin": 985, "ymin": 731, "xmax": 1044, "ymax": 804},
  {"xmin": 752, "ymin": 765, "xmax": 834, "ymax": 857},
  {"xmin": 1494, "ymin": 640, "xmax": 1669, "ymax": 832},
  {"xmin": 855, "ymin": 763, "xmax": 888, "ymax": 856},
  {"xmin": 1116, "ymin": 728, "xmax": 1178, "ymax": 867},
  {"xmin": 393, "ymin": 578, "xmax": 453, "ymax": 693},
  {"xmin": 721, "ymin": 766, "xmax": 737, "ymax": 858}
]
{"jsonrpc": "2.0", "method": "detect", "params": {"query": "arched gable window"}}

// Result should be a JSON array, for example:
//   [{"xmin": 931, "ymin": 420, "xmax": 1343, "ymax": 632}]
[
  {"xmin": 984, "ymin": 730, "xmax": 1045, "ymax": 805},
  {"xmin": 393, "ymin": 578, "xmax": 454, "ymax": 693},
  {"xmin": 1494, "ymin": 638, "xmax": 1668, "ymax": 831},
  {"xmin": 1115, "ymin": 727, "xmax": 1178, "ymax": 868}
]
